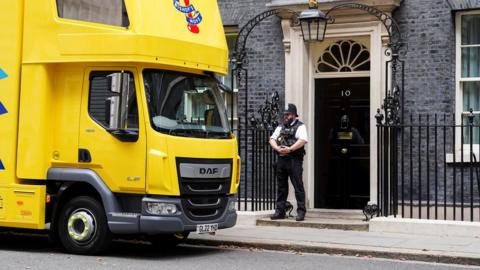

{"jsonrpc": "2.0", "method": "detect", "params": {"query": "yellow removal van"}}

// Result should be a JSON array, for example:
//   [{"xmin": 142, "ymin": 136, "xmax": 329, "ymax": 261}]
[{"xmin": 0, "ymin": 0, "xmax": 239, "ymax": 254}]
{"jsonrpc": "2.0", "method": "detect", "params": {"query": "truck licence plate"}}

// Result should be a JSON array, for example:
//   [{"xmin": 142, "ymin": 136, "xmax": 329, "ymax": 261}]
[{"xmin": 196, "ymin": 223, "xmax": 218, "ymax": 234}]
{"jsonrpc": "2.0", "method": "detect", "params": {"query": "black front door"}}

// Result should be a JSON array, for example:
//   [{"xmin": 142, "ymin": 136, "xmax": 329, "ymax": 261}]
[{"xmin": 314, "ymin": 77, "xmax": 370, "ymax": 209}]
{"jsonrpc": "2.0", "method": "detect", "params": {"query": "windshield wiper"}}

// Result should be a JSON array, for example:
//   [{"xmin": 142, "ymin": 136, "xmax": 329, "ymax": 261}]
[
  {"xmin": 205, "ymin": 130, "xmax": 231, "ymax": 139},
  {"xmin": 173, "ymin": 128, "xmax": 208, "ymax": 138},
  {"xmin": 152, "ymin": 125, "xmax": 174, "ymax": 134},
  {"xmin": 153, "ymin": 126, "xmax": 230, "ymax": 139},
  {"xmin": 172, "ymin": 128, "xmax": 231, "ymax": 139}
]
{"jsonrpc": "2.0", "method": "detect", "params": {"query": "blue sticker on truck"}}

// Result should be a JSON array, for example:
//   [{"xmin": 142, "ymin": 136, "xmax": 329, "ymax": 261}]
[
  {"xmin": 0, "ymin": 68, "xmax": 7, "ymax": 80},
  {"xmin": 0, "ymin": 68, "xmax": 7, "ymax": 115},
  {"xmin": 0, "ymin": 102, "xmax": 6, "ymax": 115},
  {"xmin": 0, "ymin": 68, "xmax": 7, "ymax": 170}
]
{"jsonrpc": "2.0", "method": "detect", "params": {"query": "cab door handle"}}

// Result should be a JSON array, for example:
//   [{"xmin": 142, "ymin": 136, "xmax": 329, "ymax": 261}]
[{"xmin": 78, "ymin": 149, "xmax": 92, "ymax": 163}]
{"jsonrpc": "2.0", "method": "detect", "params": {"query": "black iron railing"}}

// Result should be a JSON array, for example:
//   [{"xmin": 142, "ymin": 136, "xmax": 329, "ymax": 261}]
[
  {"xmin": 378, "ymin": 110, "xmax": 480, "ymax": 221},
  {"xmin": 236, "ymin": 128, "xmax": 278, "ymax": 211}
]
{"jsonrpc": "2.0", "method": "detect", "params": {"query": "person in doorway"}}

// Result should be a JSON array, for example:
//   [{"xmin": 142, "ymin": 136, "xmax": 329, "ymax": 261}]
[{"xmin": 269, "ymin": 103, "xmax": 308, "ymax": 221}]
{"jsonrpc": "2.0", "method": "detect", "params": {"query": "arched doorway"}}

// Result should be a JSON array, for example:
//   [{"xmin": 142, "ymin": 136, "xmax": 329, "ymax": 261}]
[{"xmin": 314, "ymin": 39, "xmax": 371, "ymax": 209}]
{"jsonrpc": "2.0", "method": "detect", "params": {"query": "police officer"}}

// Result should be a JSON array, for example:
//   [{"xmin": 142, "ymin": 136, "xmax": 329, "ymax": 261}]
[{"xmin": 269, "ymin": 103, "xmax": 308, "ymax": 221}]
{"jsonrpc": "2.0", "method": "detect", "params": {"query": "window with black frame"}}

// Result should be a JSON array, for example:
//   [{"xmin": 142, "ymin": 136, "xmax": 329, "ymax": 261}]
[
  {"xmin": 459, "ymin": 13, "xmax": 480, "ymax": 144},
  {"xmin": 88, "ymin": 71, "xmax": 138, "ymax": 130}
]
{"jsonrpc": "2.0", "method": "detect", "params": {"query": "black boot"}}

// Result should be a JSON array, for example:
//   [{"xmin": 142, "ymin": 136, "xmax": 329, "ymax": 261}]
[
  {"xmin": 296, "ymin": 210, "xmax": 305, "ymax": 221},
  {"xmin": 270, "ymin": 209, "xmax": 286, "ymax": 220}
]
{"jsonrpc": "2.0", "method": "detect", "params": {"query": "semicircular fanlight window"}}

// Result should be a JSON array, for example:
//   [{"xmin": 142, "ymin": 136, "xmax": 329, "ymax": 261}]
[{"xmin": 316, "ymin": 40, "xmax": 370, "ymax": 73}]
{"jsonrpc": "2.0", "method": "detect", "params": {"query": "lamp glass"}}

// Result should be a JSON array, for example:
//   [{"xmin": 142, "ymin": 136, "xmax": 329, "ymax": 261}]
[{"xmin": 298, "ymin": 8, "xmax": 328, "ymax": 42}]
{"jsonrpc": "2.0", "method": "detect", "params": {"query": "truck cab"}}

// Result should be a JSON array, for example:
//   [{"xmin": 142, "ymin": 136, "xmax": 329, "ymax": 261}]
[{"xmin": 0, "ymin": 0, "xmax": 239, "ymax": 254}]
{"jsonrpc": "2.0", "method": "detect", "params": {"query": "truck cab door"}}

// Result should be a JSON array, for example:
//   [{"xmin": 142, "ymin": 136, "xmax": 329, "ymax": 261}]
[{"xmin": 78, "ymin": 68, "xmax": 146, "ymax": 193}]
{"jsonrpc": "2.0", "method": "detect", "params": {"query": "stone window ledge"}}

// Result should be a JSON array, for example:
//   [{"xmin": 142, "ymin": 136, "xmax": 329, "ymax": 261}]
[
  {"xmin": 446, "ymin": 147, "xmax": 480, "ymax": 163},
  {"xmin": 448, "ymin": 0, "xmax": 480, "ymax": 11}
]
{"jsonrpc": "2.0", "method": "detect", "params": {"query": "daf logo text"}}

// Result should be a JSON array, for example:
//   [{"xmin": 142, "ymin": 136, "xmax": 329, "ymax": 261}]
[{"xmin": 199, "ymin": 168, "xmax": 219, "ymax": 175}]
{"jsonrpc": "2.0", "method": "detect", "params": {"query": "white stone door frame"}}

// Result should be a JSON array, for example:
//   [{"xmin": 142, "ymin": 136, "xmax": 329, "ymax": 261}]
[{"xmin": 282, "ymin": 20, "xmax": 389, "ymax": 209}]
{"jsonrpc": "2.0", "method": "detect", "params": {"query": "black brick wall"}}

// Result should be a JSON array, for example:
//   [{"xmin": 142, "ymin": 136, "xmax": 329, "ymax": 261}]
[
  {"xmin": 391, "ymin": 1, "xmax": 480, "ymax": 206},
  {"xmin": 218, "ymin": 0, "xmax": 286, "ymax": 127},
  {"xmin": 393, "ymin": 0, "xmax": 456, "ymax": 116}
]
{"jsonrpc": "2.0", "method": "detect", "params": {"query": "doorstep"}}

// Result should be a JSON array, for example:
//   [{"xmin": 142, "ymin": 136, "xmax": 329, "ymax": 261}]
[{"xmin": 247, "ymin": 209, "xmax": 369, "ymax": 231}]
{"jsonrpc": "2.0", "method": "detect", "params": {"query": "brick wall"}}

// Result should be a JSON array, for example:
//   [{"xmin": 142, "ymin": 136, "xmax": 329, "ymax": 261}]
[
  {"xmin": 391, "ymin": 1, "xmax": 469, "ymax": 205},
  {"xmin": 393, "ymin": 0, "xmax": 456, "ymax": 115},
  {"xmin": 218, "ymin": 0, "xmax": 286, "ymax": 128}
]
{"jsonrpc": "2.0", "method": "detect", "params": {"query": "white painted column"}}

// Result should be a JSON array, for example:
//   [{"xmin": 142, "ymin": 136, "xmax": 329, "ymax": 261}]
[
  {"xmin": 369, "ymin": 22, "xmax": 384, "ymax": 204},
  {"xmin": 282, "ymin": 19, "xmax": 293, "ymax": 106}
]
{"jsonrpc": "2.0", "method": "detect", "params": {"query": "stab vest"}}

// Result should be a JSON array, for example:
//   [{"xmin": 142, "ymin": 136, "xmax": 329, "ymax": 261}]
[{"xmin": 276, "ymin": 120, "xmax": 305, "ymax": 158}]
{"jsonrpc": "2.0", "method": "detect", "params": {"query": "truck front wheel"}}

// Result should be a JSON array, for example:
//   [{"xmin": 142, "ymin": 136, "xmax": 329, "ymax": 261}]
[{"xmin": 57, "ymin": 196, "xmax": 112, "ymax": 254}]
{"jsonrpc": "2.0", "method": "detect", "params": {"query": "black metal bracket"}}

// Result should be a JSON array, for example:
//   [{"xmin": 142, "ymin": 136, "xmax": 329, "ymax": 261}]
[
  {"xmin": 250, "ymin": 91, "xmax": 281, "ymax": 129},
  {"xmin": 231, "ymin": 8, "xmax": 299, "ymax": 131},
  {"xmin": 233, "ymin": 9, "xmax": 299, "ymax": 74}
]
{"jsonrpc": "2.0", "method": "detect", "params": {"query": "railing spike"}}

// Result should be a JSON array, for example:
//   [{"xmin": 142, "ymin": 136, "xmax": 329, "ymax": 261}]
[
  {"xmin": 375, "ymin": 109, "xmax": 384, "ymax": 126},
  {"xmin": 468, "ymin": 108, "xmax": 475, "ymax": 125}
]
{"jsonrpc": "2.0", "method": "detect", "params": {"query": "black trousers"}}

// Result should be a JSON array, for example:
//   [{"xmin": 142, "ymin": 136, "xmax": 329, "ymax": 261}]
[{"xmin": 275, "ymin": 156, "xmax": 306, "ymax": 213}]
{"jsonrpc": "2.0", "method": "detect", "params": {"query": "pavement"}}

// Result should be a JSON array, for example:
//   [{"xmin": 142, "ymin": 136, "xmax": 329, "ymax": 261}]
[{"xmin": 187, "ymin": 223, "xmax": 480, "ymax": 266}]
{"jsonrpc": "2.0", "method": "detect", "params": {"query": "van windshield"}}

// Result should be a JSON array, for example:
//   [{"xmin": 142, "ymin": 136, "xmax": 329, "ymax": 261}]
[{"xmin": 143, "ymin": 69, "xmax": 231, "ymax": 139}]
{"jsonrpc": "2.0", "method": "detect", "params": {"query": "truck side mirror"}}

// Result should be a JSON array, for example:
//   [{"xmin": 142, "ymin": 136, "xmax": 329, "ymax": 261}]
[
  {"xmin": 106, "ymin": 72, "xmax": 138, "ymax": 142},
  {"xmin": 107, "ymin": 73, "xmax": 122, "ymax": 94}
]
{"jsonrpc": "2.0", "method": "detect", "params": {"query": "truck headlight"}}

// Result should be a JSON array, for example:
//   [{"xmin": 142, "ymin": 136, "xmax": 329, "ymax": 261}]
[{"xmin": 145, "ymin": 202, "xmax": 178, "ymax": 216}]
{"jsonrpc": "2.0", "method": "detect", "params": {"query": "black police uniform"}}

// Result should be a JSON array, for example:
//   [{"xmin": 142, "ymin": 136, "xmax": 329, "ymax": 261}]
[{"xmin": 275, "ymin": 120, "xmax": 306, "ymax": 215}]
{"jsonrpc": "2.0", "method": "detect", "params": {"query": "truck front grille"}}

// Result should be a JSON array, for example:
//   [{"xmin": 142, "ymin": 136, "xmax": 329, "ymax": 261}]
[
  {"xmin": 179, "ymin": 178, "xmax": 230, "ymax": 196},
  {"xmin": 181, "ymin": 196, "xmax": 228, "ymax": 221},
  {"xmin": 176, "ymin": 158, "xmax": 232, "ymax": 221}
]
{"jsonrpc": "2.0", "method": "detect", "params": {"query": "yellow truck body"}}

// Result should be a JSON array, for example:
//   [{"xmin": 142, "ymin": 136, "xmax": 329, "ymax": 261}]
[{"xmin": 0, "ymin": 0, "xmax": 239, "ymax": 254}]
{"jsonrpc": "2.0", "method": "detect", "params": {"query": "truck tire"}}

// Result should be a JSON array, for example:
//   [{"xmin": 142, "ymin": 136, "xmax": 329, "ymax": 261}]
[
  {"xmin": 57, "ymin": 196, "xmax": 112, "ymax": 255},
  {"xmin": 148, "ymin": 232, "xmax": 189, "ymax": 249}
]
